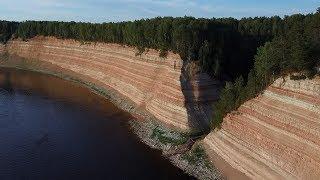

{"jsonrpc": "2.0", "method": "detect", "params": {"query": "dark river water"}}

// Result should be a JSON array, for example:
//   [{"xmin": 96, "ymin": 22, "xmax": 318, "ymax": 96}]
[{"xmin": 0, "ymin": 68, "xmax": 193, "ymax": 180}]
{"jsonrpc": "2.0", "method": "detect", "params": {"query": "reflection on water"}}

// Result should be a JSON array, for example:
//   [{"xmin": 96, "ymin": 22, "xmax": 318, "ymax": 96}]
[
  {"xmin": 0, "ymin": 72, "xmax": 13, "ymax": 92},
  {"xmin": 0, "ymin": 68, "xmax": 193, "ymax": 180}
]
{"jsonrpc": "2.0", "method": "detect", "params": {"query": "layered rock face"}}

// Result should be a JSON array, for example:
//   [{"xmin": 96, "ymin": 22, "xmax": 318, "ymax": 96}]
[
  {"xmin": 204, "ymin": 76, "xmax": 320, "ymax": 179},
  {"xmin": 4, "ymin": 36, "xmax": 219, "ymax": 131}
]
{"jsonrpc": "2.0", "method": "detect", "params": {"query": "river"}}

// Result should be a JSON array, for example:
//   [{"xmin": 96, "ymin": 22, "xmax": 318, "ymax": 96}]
[{"xmin": 0, "ymin": 68, "xmax": 194, "ymax": 179}]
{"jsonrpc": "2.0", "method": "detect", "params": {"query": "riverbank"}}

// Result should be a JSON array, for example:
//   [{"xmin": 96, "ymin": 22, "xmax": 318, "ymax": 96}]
[{"xmin": 0, "ymin": 54, "xmax": 221, "ymax": 180}]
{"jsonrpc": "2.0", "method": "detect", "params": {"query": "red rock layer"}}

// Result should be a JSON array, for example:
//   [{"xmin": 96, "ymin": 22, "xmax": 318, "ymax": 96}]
[
  {"xmin": 204, "ymin": 76, "xmax": 320, "ymax": 179},
  {"xmin": 4, "ymin": 36, "xmax": 220, "ymax": 131}
]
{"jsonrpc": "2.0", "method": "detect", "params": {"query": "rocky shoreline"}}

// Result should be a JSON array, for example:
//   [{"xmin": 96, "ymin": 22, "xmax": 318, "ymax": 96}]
[{"xmin": 129, "ymin": 120, "xmax": 221, "ymax": 180}]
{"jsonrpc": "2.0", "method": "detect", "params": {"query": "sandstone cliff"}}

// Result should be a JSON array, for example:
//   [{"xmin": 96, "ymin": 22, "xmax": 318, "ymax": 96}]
[
  {"xmin": 2, "ymin": 36, "xmax": 220, "ymax": 131},
  {"xmin": 204, "ymin": 76, "xmax": 320, "ymax": 179}
]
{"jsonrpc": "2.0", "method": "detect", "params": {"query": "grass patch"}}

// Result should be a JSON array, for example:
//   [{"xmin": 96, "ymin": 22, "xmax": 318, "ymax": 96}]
[
  {"xmin": 150, "ymin": 126, "xmax": 188, "ymax": 145},
  {"xmin": 182, "ymin": 145, "xmax": 212, "ymax": 169}
]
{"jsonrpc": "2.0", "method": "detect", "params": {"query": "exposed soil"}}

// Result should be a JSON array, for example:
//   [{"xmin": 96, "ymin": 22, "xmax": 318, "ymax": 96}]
[{"xmin": 204, "ymin": 76, "xmax": 320, "ymax": 180}]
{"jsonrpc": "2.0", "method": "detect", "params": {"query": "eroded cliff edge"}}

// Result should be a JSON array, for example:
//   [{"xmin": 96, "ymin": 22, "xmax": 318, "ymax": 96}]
[
  {"xmin": 204, "ymin": 76, "xmax": 320, "ymax": 180},
  {"xmin": 1, "ymin": 36, "xmax": 220, "ymax": 132}
]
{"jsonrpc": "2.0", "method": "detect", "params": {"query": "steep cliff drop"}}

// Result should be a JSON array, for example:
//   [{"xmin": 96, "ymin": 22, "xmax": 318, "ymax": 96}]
[
  {"xmin": 204, "ymin": 76, "xmax": 320, "ymax": 179},
  {"xmin": 1, "ymin": 36, "xmax": 220, "ymax": 132}
]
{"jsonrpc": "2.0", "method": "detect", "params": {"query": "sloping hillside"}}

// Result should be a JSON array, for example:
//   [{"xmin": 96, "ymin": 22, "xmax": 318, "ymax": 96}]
[{"xmin": 204, "ymin": 76, "xmax": 320, "ymax": 179}]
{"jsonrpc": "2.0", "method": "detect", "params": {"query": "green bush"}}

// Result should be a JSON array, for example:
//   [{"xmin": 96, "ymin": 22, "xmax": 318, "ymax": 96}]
[
  {"xmin": 182, "ymin": 145, "xmax": 211, "ymax": 168},
  {"xmin": 150, "ymin": 127, "xmax": 187, "ymax": 145},
  {"xmin": 290, "ymin": 74, "xmax": 307, "ymax": 80}
]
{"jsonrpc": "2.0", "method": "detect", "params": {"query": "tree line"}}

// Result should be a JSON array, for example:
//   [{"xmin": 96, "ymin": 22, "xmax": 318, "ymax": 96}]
[
  {"xmin": 0, "ymin": 21, "xmax": 19, "ymax": 43},
  {"xmin": 0, "ymin": 16, "xmax": 284, "ymax": 79}
]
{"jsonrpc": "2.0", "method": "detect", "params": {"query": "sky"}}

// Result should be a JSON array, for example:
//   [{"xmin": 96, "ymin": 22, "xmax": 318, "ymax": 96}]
[{"xmin": 0, "ymin": 0, "xmax": 318, "ymax": 23}]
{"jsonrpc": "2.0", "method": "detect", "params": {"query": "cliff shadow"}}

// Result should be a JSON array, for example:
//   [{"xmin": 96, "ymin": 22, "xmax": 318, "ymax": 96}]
[{"xmin": 180, "ymin": 60, "xmax": 220, "ymax": 135}]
